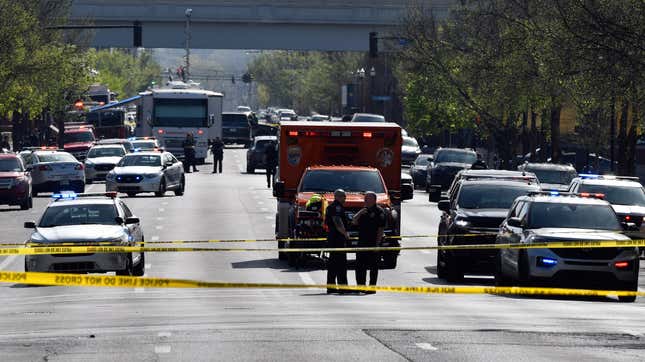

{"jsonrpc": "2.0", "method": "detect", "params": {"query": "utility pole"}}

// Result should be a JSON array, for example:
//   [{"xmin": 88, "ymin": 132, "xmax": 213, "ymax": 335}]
[{"xmin": 184, "ymin": 8, "xmax": 192, "ymax": 80}]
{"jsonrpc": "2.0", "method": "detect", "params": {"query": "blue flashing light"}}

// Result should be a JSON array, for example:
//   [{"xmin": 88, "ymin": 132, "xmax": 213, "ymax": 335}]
[
  {"xmin": 133, "ymin": 148, "xmax": 141, "ymax": 152},
  {"xmin": 538, "ymin": 257, "xmax": 558, "ymax": 267},
  {"xmin": 51, "ymin": 191, "xmax": 77, "ymax": 200},
  {"xmin": 549, "ymin": 191, "xmax": 560, "ymax": 196},
  {"xmin": 127, "ymin": 137, "xmax": 137, "ymax": 141},
  {"xmin": 579, "ymin": 173, "xmax": 600, "ymax": 179}
]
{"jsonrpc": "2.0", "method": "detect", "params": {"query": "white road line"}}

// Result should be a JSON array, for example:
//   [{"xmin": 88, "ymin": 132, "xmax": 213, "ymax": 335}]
[
  {"xmin": 0, "ymin": 255, "xmax": 17, "ymax": 270},
  {"xmin": 298, "ymin": 272, "xmax": 315, "ymax": 286},
  {"xmin": 151, "ymin": 236, "xmax": 160, "ymax": 241},
  {"xmin": 158, "ymin": 332, "xmax": 172, "ymax": 338},
  {"xmin": 415, "ymin": 343, "xmax": 438, "ymax": 351},
  {"xmin": 155, "ymin": 226, "xmax": 163, "ymax": 230},
  {"xmin": 158, "ymin": 208, "xmax": 165, "ymax": 212},
  {"xmin": 154, "ymin": 345, "xmax": 171, "ymax": 354}
]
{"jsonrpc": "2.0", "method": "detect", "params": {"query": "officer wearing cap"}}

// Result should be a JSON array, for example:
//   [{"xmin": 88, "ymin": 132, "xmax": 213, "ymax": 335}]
[
  {"xmin": 352, "ymin": 191, "xmax": 386, "ymax": 294},
  {"xmin": 325, "ymin": 189, "xmax": 349, "ymax": 294}
]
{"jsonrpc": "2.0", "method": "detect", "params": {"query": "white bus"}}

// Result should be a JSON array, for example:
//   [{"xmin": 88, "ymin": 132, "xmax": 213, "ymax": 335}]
[{"xmin": 136, "ymin": 82, "xmax": 223, "ymax": 163}]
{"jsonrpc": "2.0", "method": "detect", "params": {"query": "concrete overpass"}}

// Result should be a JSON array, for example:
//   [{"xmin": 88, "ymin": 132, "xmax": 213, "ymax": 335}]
[{"xmin": 70, "ymin": 0, "xmax": 457, "ymax": 51}]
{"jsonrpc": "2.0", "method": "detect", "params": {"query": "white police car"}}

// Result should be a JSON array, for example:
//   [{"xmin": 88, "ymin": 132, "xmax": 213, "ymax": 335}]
[
  {"xmin": 21, "ymin": 148, "xmax": 85, "ymax": 196},
  {"xmin": 105, "ymin": 151, "xmax": 185, "ymax": 197},
  {"xmin": 23, "ymin": 192, "xmax": 145, "ymax": 276}
]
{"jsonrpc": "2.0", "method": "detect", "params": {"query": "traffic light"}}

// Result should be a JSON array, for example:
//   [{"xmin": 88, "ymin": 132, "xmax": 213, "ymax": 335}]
[
  {"xmin": 242, "ymin": 73, "xmax": 253, "ymax": 83},
  {"xmin": 133, "ymin": 21, "xmax": 142, "ymax": 47},
  {"xmin": 369, "ymin": 32, "xmax": 378, "ymax": 58}
]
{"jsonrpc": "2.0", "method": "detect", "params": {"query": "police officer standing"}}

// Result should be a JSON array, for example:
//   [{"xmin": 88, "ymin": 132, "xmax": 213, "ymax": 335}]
[
  {"xmin": 182, "ymin": 133, "xmax": 198, "ymax": 173},
  {"xmin": 325, "ymin": 189, "xmax": 349, "ymax": 294},
  {"xmin": 211, "ymin": 137, "xmax": 224, "ymax": 173},
  {"xmin": 352, "ymin": 191, "xmax": 386, "ymax": 294},
  {"xmin": 264, "ymin": 141, "xmax": 277, "ymax": 188}
]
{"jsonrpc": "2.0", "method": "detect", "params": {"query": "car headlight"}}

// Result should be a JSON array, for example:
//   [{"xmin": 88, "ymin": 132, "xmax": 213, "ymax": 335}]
[
  {"xmin": 454, "ymin": 219, "xmax": 470, "ymax": 228},
  {"xmin": 28, "ymin": 232, "xmax": 45, "ymax": 244},
  {"xmin": 144, "ymin": 173, "xmax": 160, "ymax": 178}
]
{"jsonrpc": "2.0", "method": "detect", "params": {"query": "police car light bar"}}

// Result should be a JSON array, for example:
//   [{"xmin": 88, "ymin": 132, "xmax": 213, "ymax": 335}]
[
  {"xmin": 579, "ymin": 174, "xmax": 640, "ymax": 181},
  {"xmin": 527, "ymin": 191, "xmax": 605, "ymax": 199},
  {"xmin": 51, "ymin": 191, "xmax": 117, "ymax": 200}
]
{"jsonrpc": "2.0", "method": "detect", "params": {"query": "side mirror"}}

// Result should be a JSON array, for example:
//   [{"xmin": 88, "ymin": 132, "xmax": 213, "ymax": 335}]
[
  {"xmin": 125, "ymin": 217, "xmax": 140, "ymax": 225},
  {"xmin": 273, "ymin": 180, "xmax": 285, "ymax": 198},
  {"xmin": 25, "ymin": 165, "xmax": 33, "ymax": 171},
  {"xmin": 437, "ymin": 200, "xmax": 450, "ymax": 212},
  {"xmin": 24, "ymin": 221, "xmax": 36, "ymax": 229},
  {"xmin": 507, "ymin": 217, "xmax": 523, "ymax": 228},
  {"xmin": 115, "ymin": 216, "xmax": 124, "ymax": 225}
]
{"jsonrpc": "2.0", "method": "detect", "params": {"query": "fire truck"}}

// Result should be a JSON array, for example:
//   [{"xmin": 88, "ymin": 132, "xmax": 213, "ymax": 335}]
[{"xmin": 273, "ymin": 121, "xmax": 411, "ymax": 268}]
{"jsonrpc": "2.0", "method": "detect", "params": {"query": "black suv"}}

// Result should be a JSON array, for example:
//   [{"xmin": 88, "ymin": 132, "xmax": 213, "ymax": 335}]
[
  {"xmin": 495, "ymin": 192, "xmax": 639, "ymax": 302},
  {"xmin": 426, "ymin": 148, "xmax": 477, "ymax": 201},
  {"xmin": 517, "ymin": 162, "xmax": 577, "ymax": 192},
  {"xmin": 222, "ymin": 112, "xmax": 254, "ymax": 147},
  {"xmin": 437, "ymin": 179, "xmax": 540, "ymax": 281},
  {"xmin": 446, "ymin": 169, "xmax": 540, "ymax": 201}
]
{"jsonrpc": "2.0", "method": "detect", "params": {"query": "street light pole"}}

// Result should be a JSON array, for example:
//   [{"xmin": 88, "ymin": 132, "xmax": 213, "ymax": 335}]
[{"xmin": 185, "ymin": 8, "xmax": 192, "ymax": 81}]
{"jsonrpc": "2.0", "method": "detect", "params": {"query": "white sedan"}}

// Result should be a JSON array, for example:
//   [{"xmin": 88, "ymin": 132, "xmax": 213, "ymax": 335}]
[{"xmin": 106, "ymin": 151, "xmax": 185, "ymax": 197}]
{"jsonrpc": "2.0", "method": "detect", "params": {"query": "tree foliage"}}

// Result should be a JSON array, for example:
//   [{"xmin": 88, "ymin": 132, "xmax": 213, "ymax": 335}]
[
  {"xmin": 90, "ymin": 49, "xmax": 162, "ymax": 99},
  {"xmin": 248, "ymin": 51, "xmax": 361, "ymax": 115},
  {"xmin": 399, "ymin": 0, "xmax": 644, "ymax": 171}
]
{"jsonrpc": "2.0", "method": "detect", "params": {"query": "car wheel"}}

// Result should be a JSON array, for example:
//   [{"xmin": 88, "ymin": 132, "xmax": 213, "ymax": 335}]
[
  {"xmin": 155, "ymin": 179, "xmax": 166, "ymax": 197},
  {"xmin": 24, "ymin": 258, "xmax": 29, "ymax": 272},
  {"xmin": 436, "ymin": 250, "xmax": 446, "ymax": 279},
  {"xmin": 381, "ymin": 252, "xmax": 398, "ymax": 269},
  {"xmin": 494, "ymin": 252, "xmax": 512, "ymax": 287},
  {"xmin": 618, "ymin": 259, "xmax": 639, "ymax": 303},
  {"xmin": 429, "ymin": 189, "xmax": 441, "ymax": 202},
  {"xmin": 77, "ymin": 182, "xmax": 85, "ymax": 193},
  {"xmin": 246, "ymin": 164, "xmax": 254, "ymax": 174},
  {"xmin": 132, "ymin": 252, "xmax": 145, "ymax": 277},
  {"xmin": 174, "ymin": 176, "xmax": 185, "ymax": 196},
  {"xmin": 20, "ymin": 196, "xmax": 31, "ymax": 210},
  {"xmin": 444, "ymin": 252, "xmax": 463, "ymax": 282},
  {"xmin": 116, "ymin": 255, "xmax": 133, "ymax": 276}
]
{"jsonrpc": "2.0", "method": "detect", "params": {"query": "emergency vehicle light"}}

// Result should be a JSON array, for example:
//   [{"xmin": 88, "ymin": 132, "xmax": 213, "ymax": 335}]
[
  {"xmin": 549, "ymin": 191, "xmax": 560, "ymax": 196},
  {"xmin": 537, "ymin": 257, "xmax": 557, "ymax": 267},
  {"xmin": 579, "ymin": 174, "xmax": 600, "ymax": 179},
  {"xmin": 288, "ymin": 131, "xmax": 298, "ymax": 137},
  {"xmin": 157, "ymin": 129, "xmax": 164, "ymax": 134},
  {"xmin": 197, "ymin": 129, "xmax": 204, "ymax": 135},
  {"xmin": 363, "ymin": 132, "xmax": 373, "ymax": 139},
  {"xmin": 51, "ymin": 191, "xmax": 77, "ymax": 200},
  {"xmin": 614, "ymin": 261, "xmax": 630, "ymax": 269},
  {"xmin": 578, "ymin": 192, "xmax": 604, "ymax": 199}
]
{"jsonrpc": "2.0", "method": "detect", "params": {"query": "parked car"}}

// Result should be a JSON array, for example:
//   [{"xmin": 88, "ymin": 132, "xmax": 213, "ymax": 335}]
[
  {"xmin": 518, "ymin": 162, "xmax": 577, "ymax": 192},
  {"xmin": 0, "ymin": 153, "xmax": 32, "ymax": 209},
  {"xmin": 402, "ymin": 136, "xmax": 421, "ymax": 166},
  {"xmin": 246, "ymin": 136, "xmax": 277, "ymax": 174},
  {"xmin": 426, "ymin": 148, "xmax": 477, "ymax": 201},
  {"xmin": 409, "ymin": 154, "xmax": 433, "ymax": 189},
  {"xmin": 106, "ymin": 151, "xmax": 185, "ymax": 197}
]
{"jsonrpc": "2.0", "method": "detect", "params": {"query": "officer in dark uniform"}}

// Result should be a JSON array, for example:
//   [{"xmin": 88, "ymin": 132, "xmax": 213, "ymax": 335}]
[
  {"xmin": 264, "ymin": 141, "xmax": 278, "ymax": 188},
  {"xmin": 211, "ymin": 137, "xmax": 224, "ymax": 173},
  {"xmin": 182, "ymin": 133, "xmax": 198, "ymax": 173},
  {"xmin": 352, "ymin": 191, "xmax": 386, "ymax": 294},
  {"xmin": 325, "ymin": 189, "xmax": 349, "ymax": 294}
]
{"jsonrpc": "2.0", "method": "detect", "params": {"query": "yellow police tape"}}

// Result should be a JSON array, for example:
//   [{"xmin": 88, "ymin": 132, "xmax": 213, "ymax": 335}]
[
  {"xmin": 0, "ymin": 239, "xmax": 644, "ymax": 256},
  {"xmin": 0, "ymin": 271, "xmax": 641, "ymax": 297}
]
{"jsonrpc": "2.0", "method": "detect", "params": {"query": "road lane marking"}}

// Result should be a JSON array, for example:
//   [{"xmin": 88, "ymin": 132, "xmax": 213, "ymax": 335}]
[
  {"xmin": 154, "ymin": 345, "xmax": 171, "ymax": 354},
  {"xmin": 158, "ymin": 332, "xmax": 172, "ymax": 338},
  {"xmin": 151, "ymin": 236, "xmax": 159, "ymax": 241},
  {"xmin": 299, "ymin": 272, "xmax": 315, "ymax": 286},
  {"xmin": 0, "ymin": 255, "xmax": 17, "ymax": 270},
  {"xmin": 155, "ymin": 226, "xmax": 163, "ymax": 230},
  {"xmin": 158, "ymin": 208, "xmax": 165, "ymax": 212},
  {"xmin": 416, "ymin": 343, "xmax": 438, "ymax": 351}
]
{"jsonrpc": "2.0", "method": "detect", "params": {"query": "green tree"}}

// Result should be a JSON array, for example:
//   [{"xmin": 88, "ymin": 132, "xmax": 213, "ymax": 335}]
[{"xmin": 90, "ymin": 49, "xmax": 162, "ymax": 99}]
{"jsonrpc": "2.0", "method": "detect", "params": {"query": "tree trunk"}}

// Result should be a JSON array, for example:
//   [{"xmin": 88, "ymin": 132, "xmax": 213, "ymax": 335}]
[
  {"xmin": 550, "ymin": 101, "xmax": 562, "ymax": 163},
  {"xmin": 617, "ymin": 99, "xmax": 629, "ymax": 175}
]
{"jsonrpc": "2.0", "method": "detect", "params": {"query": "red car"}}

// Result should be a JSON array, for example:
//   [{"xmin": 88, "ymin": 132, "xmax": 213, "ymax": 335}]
[
  {"xmin": 0, "ymin": 153, "xmax": 32, "ymax": 210},
  {"xmin": 64, "ymin": 125, "xmax": 96, "ymax": 161}
]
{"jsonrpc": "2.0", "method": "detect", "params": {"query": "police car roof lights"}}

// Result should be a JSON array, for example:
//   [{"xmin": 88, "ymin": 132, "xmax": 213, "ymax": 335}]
[
  {"xmin": 579, "ymin": 174, "xmax": 640, "ymax": 181},
  {"xmin": 51, "ymin": 191, "xmax": 117, "ymax": 201},
  {"xmin": 527, "ymin": 191, "xmax": 605, "ymax": 200}
]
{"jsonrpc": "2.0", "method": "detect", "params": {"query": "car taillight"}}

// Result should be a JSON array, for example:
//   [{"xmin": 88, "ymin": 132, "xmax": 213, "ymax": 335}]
[
  {"xmin": 363, "ymin": 132, "xmax": 373, "ymax": 138},
  {"xmin": 615, "ymin": 261, "xmax": 630, "ymax": 269},
  {"xmin": 75, "ymin": 164, "xmax": 84, "ymax": 170},
  {"xmin": 158, "ymin": 129, "xmax": 164, "ymax": 134},
  {"xmin": 197, "ymin": 129, "xmax": 204, "ymax": 135},
  {"xmin": 38, "ymin": 165, "xmax": 52, "ymax": 171}
]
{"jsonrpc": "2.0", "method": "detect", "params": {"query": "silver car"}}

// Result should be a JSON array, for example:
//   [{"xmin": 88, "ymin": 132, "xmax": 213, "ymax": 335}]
[
  {"xmin": 22, "ymin": 149, "xmax": 85, "ymax": 196},
  {"xmin": 24, "ymin": 192, "xmax": 145, "ymax": 276},
  {"xmin": 106, "ymin": 151, "xmax": 185, "ymax": 197},
  {"xmin": 84, "ymin": 145, "xmax": 126, "ymax": 183}
]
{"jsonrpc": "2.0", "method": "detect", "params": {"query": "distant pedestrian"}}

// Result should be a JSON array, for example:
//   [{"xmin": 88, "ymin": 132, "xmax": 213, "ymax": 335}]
[
  {"xmin": 211, "ymin": 137, "xmax": 224, "ymax": 173},
  {"xmin": 264, "ymin": 141, "xmax": 277, "ymax": 188},
  {"xmin": 351, "ymin": 191, "xmax": 386, "ymax": 294},
  {"xmin": 325, "ymin": 189, "xmax": 349, "ymax": 294},
  {"xmin": 182, "ymin": 133, "xmax": 198, "ymax": 173},
  {"xmin": 0, "ymin": 136, "xmax": 10, "ymax": 151}
]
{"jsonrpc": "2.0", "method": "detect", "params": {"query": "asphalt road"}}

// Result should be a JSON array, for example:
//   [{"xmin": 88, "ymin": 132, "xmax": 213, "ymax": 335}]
[{"xmin": 0, "ymin": 148, "xmax": 644, "ymax": 361}]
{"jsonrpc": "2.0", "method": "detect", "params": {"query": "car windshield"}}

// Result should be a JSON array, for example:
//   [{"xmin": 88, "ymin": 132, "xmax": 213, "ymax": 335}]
[
  {"xmin": 403, "ymin": 138, "xmax": 418, "ymax": 147},
  {"xmin": 223, "ymin": 114, "xmax": 249, "ymax": 127},
  {"xmin": 353, "ymin": 114, "xmax": 385, "ymax": 122},
  {"xmin": 36, "ymin": 153, "xmax": 76, "ymax": 163},
  {"xmin": 63, "ymin": 132, "xmax": 94, "ymax": 143},
  {"xmin": 87, "ymin": 147, "xmax": 125, "ymax": 158},
  {"xmin": 528, "ymin": 202, "xmax": 621, "ymax": 230},
  {"xmin": 0, "ymin": 158, "xmax": 22, "ymax": 172},
  {"xmin": 254, "ymin": 140, "xmax": 275, "ymax": 151},
  {"xmin": 131, "ymin": 141, "xmax": 157, "ymax": 150},
  {"xmin": 435, "ymin": 150, "xmax": 477, "ymax": 164},
  {"xmin": 39, "ymin": 204, "xmax": 118, "ymax": 227},
  {"xmin": 579, "ymin": 184, "xmax": 645, "ymax": 206},
  {"xmin": 527, "ymin": 168, "xmax": 576, "ymax": 185},
  {"xmin": 118, "ymin": 155, "xmax": 161, "ymax": 167},
  {"xmin": 415, "ymin": 156, "xmax": 432, "ymax": 166},
  {"xmin": 457, "ymin": 185, "xmax": 536, "ymax": 209},
  {"xmin": 299, "ymin": 170, "xmax": 385, "ymax": 193}
]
